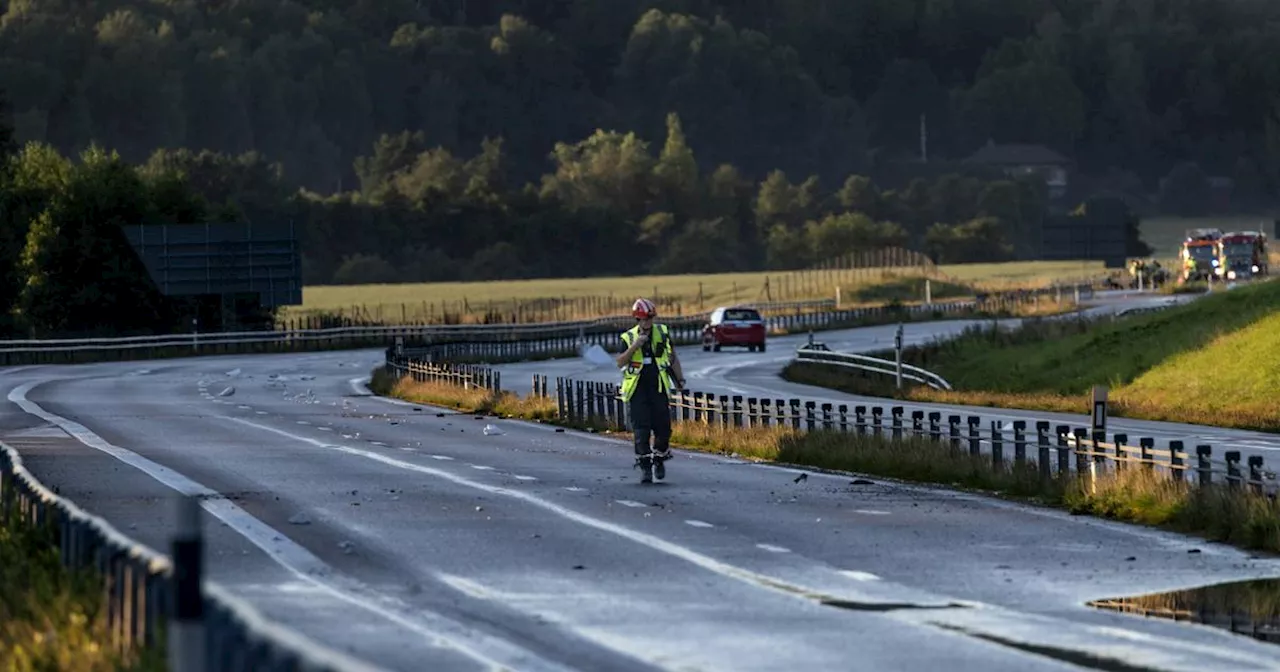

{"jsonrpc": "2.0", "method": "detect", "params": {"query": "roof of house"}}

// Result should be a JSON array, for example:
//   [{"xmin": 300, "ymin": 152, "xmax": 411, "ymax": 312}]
[{"xmin": 964, "ymin": 142, "xmax": 1071, "ymax": 166}]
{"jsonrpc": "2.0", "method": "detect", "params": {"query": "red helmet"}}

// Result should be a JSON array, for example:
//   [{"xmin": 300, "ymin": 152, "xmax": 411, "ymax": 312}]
[{"xmin": 632, "ymin": 297, "xmax": 657, "ymax": 319}]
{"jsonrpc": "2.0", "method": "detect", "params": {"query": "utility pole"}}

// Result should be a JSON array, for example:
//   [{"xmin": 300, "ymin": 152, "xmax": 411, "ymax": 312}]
[{"xmin": 919, "ymin": 114, "xmax": 928, "ymax": 163}]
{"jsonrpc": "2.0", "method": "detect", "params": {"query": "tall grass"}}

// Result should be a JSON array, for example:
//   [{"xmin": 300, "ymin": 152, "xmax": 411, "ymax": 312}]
[{"xmin": 0, "ymin": 518, "xmax": 164, "ymax": 671}]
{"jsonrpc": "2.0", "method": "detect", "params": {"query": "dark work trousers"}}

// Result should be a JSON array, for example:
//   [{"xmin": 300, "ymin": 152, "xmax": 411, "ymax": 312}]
[{"xmin": 629, "ymin": 386, "xmax": 672, "ymax": 461}]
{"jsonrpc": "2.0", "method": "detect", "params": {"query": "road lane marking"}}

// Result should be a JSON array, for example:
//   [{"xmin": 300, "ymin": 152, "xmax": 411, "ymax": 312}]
[
  {"xmin": 8, "ymin": 381, "xmax": 569, "ymax": 672},
  {"xmin": 756, "ymin": 544, "xmax": 790, "ymax": 553},
  {"xmin": 840, "ymin": 571, "xmax": 881, "ymax": 581},
  {"xmin": 470, "ymin": 465, "xmax": 495, "ymax": 471},
  {"xmin": 853, "ymin": 510, "xmax": 891, "ymax": 516},
  {"xmin": 684, "ymin": 520, "xmax": 714, "ymax": 528},
  {"xmin": 614, "ymin": 500, "xmax": 646, "ymax": 508},
  {"xmin": 512, "ymin": 475, "xmax": 537, "ymax": 481}
]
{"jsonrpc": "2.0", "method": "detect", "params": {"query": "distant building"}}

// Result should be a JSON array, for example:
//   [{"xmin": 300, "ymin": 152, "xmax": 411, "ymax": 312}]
[{"xmin": 964, "ymin": 141, "xmax": 1072, "ymax": 199}]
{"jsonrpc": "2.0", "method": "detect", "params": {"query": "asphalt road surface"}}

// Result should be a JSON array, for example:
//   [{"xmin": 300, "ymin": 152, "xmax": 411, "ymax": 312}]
[{"xmin": 3, "ymin": 291, "xmax": 1280, "ymax": 671}]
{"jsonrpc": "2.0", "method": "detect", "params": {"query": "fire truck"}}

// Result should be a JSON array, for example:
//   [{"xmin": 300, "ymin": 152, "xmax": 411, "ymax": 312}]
[
  {"xmin": 1179, "ymin": 228, "xmax": 1222, "ymax": 283},
  {"xmin": 1216, "ymin": 230, "xmax": 1268, "ymax": 281}
]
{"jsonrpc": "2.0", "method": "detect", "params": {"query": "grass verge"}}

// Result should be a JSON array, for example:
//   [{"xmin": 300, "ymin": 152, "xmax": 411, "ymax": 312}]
[
  {"xmin": 1, "ymin": 515, "xmax": 165, "ymax": 671},
  {"xmin": 782, "ymin": 279, "xmax": 1280, "ymax": 432},
  {"xmin": 371, "ymin": 367, "xmax": 1280, "ymax": 556}
]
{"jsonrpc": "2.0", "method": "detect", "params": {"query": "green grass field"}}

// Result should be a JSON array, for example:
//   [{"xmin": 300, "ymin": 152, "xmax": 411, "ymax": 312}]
[
  {"xmin": 786, "ymin": 276, "xmax": 1280, "ymax": 431},
  {"xmin": 282, "ymin": 258, "xmax": 1110, "ymax": 324},
  {"xmin": 283, "ymin": 214, "xmax": 1272, "ymax": 325}
]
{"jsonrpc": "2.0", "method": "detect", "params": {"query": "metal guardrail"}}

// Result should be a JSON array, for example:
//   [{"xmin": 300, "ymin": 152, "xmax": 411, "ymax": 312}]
[
  {"xmin": 389, "ymin": 335, "xmax": 1275, "ymax": 496},
  {"xmin": 792, "ymin": 344, "xmax": 953, "ymax": 390},
  {"xmin": 0, "ymin": 283, "xmax": 1098, "ymax": 366},
  {"xmin": 0, "ymin": 442, "xmax": 383, "ymax": 672}
]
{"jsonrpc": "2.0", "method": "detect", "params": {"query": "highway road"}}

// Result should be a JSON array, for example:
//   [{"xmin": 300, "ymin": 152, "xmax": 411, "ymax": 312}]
[{"xmin": 2, "ymin": 290, "xmax": 1279, "ymax": 670}]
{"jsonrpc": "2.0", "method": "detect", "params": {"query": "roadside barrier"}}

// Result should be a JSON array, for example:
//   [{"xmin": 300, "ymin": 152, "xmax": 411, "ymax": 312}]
[
  {"xmin": 0, "ymin": 443, "xmax": 382, "ymax": 672},
  {"xmin": 385, "ymin": 331, "xmax": 1276, "ymax": 496}
]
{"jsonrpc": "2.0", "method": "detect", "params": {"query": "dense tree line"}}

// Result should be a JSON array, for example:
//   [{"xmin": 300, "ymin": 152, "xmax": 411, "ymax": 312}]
[
  {"xmin": 306, "ymin": 115, "xmax": 1062, "ymax": 283},
  {"xmin": 4, "ymin": 0, "xmax": 1278, "ymax": 201},
  {"xmin": 9, "ymin": 0, "xmax": 1234, "ymax": 294}
]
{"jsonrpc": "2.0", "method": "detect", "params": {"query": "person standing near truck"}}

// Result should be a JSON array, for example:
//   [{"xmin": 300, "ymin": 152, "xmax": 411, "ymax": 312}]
[{"xmin": 615, "ymin": 298, "xmax": 687, "ymax": 484}]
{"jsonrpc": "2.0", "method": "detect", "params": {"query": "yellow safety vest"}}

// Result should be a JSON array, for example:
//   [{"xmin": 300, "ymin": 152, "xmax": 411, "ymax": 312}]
[{"xmin": 619, "ymin": 323, "xmax": 674, "ymax": 402}]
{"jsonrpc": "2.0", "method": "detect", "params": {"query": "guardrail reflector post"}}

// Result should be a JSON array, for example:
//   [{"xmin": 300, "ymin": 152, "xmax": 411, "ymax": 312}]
[
  {"xmin": 169, "ymin": 494, "xmax": 205, "ymax": 672},
  {"xmin": 1090, "ymin": 386, "xmax": 1107, "ymax": 439}
]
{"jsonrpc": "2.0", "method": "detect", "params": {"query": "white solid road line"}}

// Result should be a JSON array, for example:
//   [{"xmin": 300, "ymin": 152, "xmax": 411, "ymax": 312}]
[{"xmin": 7, "ymin": 381, "xmax": 573, "ymax": 672}]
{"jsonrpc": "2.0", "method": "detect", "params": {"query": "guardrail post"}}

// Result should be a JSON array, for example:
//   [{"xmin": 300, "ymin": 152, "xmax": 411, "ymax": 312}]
[
  {"xmin": 890, "ymin": 407, "xmax": 903, "ymax": 439},
  {"xmin": 821, "ymin": 403, "xmax": 834, "ymax": 431},
  {"xmin": 948, "ymin": 415, "xmax": 961, "ymax": 453},
  {"xmin": 1012, "ymin": 421, "xmax": 1027, "ymax": 467},
  {"xmin": 790, "ymin": 399, "xmax": 802, "ymax": 430},
  {"xmin": 910, "ymin": 410, "xmax": 923, "ymax": 437},
  {"xmin": 1036, "ymin": 421, "xmax": 1051, "ymax": 480},
  {"xmin": 169, "ymin": 494, "xmax": 205, "ymax": 672},
  {"xmin": 575, "ymin": 381, "xmax": 585, "ymax": 420},
  {"xmin": 871, "ymin": 406, "xmax": 884, "ymax": 437},
  {"xmin": 928, "ymin": 412, "xmax": 941, "ymax": 441},
  {"xmin": 692, "ymin": 392, "xmax": 704, "ymax": 423},
  {"xmin": 854, "ymin": 406, "xmax": 867, "ymax": 435},
  {"xmin": 1168, "ymin": 440, "xmax": 1185, "ymax": 482},
  {"xmin": 990, "ymin": 421, "xmax": 1003, "ymax": 467},
  {"xmin": 967, "ymin": 416, "xmax": 980, "ymax": 456},
  {"xmin": 838, "ymin": 404, "xmax": 848, "ymax": 432},
  {"xmin": 732, "ymin": 396, "xmax": 744, "ymax": 428},
  {"xmin": 1073, "ymin": 428, "xmax": 1090, "ymax": 480},
  {"xmin": 804, "ymin": 401, "xmax": 816, "ymax": 431},
  {"xmin": 1196, "ymin": 445, "xmax": 1212, "ymax": 486},
  {"xmin": 1055, "ymin": 425, "xmax": 1071, "ymax": 475},
  {"xmin": 719, "ymin": 395, "xmax": 732, "ymax": 429},
  {"xmin": 746, "ymin": 398, "xmax": 758, "ymax": 427},
  {"xmin": 1226, "ymin": 451, "xmax": 1242, "ymax": 489},
  {"xmin": 1248, "ymin": 456, "xmax": 1264, "ymax": 494}
]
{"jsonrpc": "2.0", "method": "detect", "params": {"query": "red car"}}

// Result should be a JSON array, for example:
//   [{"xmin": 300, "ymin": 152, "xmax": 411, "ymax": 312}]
[{"xmin": 702, "ymin": 306, "xmax": 767, "ymax": 352}]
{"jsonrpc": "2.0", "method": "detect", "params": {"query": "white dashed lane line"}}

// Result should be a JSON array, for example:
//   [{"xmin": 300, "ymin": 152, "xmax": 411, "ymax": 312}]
[
  {"xmin": 853, "ymin": 510, "xmax": 891, "ymax": 516},
  {"xmin": 757, "ymin": 544, "xmax": 790, "ymax": 553},
  {"xmin": 563, "ymin": 487, "xmax": 586, "ymax": 492},
  {"xmin": 614, "ymin": 500, "xmax": 647, "ymax": 508},
  {"xmin": 470, "ymin": 465, "xmax": 495, "ymax": 471},
  {"xmin": 512, "ymin": 475, "xmax": 538, "ymax": 482},
  {"xmin": 684, "ymin": 520, "xmax": 715, "ymax": 528}
]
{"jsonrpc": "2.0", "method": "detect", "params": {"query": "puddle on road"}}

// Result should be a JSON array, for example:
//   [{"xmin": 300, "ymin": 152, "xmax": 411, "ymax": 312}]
[{"xmin": 1088, "ymin": 578, "xmax": 1280, "ymax": 645}]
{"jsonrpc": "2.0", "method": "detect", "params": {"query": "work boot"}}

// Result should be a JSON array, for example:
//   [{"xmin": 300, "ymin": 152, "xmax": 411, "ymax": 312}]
[
  {"xmin": 653, "ymin": 449, "xmax": 671, "ymax": 481},
  {"xmin": 636, "ymin": 455, "xmax": 653, "ymax": 484}
]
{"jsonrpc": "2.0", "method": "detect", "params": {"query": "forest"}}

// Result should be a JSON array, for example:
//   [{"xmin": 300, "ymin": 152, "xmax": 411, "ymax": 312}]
[{"xmin": 0, "ymin": 0, "xmax": 1263, "ymax": 287}]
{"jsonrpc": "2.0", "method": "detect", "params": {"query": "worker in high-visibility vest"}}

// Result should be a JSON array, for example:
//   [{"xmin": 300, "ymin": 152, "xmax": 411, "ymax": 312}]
[{"xmin": 615, "ymin": 297, "xmax": 687, "ymax": 483}]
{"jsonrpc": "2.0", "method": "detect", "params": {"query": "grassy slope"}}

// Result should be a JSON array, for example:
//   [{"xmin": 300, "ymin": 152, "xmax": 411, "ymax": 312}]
[
  {"xmin": 927, "ymin": 280, "xmax": 1280, "ymax": 393},
  {"xmin": 787, "ymin": 278, "xmax": 1280, "ymax": 431}
]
